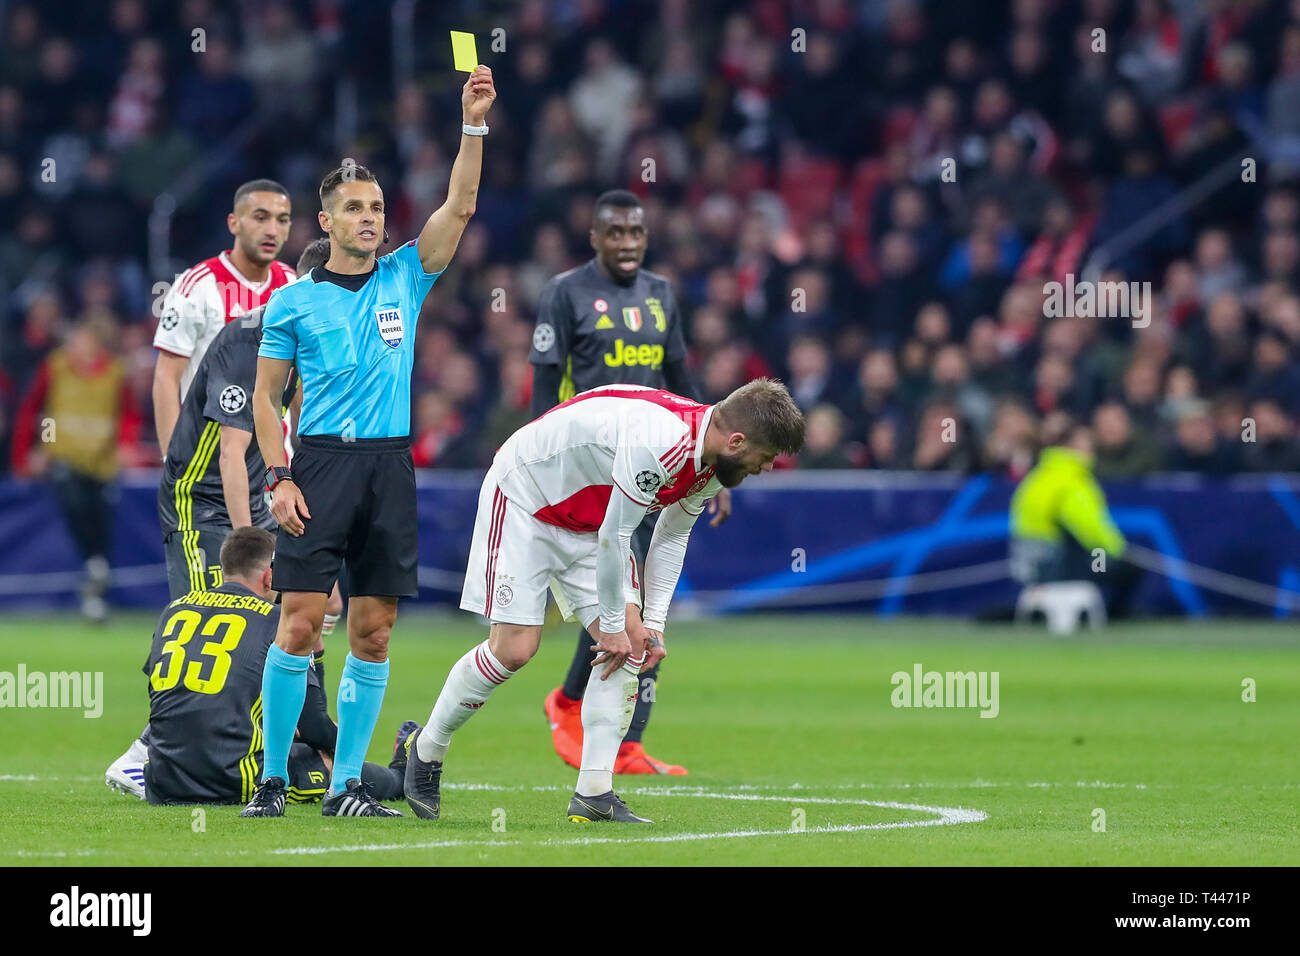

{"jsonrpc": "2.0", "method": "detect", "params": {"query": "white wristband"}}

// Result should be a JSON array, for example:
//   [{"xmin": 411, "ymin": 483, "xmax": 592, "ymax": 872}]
[{"xmin": 462, "ymin": 123, "xmax": 489, "ymax": 136}]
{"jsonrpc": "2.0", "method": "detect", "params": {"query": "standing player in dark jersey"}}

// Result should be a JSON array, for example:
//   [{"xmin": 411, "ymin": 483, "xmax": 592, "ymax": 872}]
[
  {"xmin": 105, "ymin": 240, "xmax": 335, "ymax": 800},
  {"xmin": 530, "ymin": 190, "xmax": 731, "ymax": 776},
  {"xmin": 144, "ymin": 528, "xmax": 414, "ymax": 807}
]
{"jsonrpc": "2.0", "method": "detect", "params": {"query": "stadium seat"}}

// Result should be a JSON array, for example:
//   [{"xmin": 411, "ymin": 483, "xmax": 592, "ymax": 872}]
[
  {"xmin": 1157, "ymin": 100, "xmax": 1200, "ymax": 154},
  {"xmin": 1014, "ymin": 581, "xmax": 1107, "ymax": 636},
  {"xmin": 845, "ymin": 158, "xmax": 887, "ymax": 283},
  {"xmin": 779, "ymin": 155, "xmax": 841, "ymax": 233}
]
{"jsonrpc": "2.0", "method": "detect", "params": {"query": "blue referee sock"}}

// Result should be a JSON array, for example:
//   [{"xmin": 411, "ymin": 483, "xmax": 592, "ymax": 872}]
[
  {"xmin": 331, "ymin": 653, "xmax": 390, "ymax": 795},
  {"xmin": 260, "ymin": 643, "xmax": 312, "ymax": 785}
]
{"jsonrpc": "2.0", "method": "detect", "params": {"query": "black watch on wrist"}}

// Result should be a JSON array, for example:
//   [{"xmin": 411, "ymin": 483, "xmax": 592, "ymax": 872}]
[{"xmin": 264, "ymin": 466, "xmax": 293, "ymax": 492}]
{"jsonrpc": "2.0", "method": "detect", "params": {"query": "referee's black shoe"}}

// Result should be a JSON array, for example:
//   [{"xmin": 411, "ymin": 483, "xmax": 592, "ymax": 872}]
[
  {"xmin": 403, "ymin": 729, "xmax": 443, "ymax": 820},
  {"xmin": 240, "ymin": 777, "xmax": 287, "ymax": 818},
  {"xmin": 322, "ymin": 778, "xmax": 404, "ymax": 818}
]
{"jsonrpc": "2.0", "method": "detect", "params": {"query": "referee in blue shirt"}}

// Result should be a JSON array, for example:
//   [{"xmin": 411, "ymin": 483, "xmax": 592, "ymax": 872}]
[{"xmin": 241, "ymin": 66, "xmax": 497, "ymax": 818}]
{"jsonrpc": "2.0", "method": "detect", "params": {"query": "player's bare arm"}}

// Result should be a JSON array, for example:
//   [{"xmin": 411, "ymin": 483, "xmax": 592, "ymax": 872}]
[
  {"xmin": 416, "ymin": 65, "xmax": 496, "ymax": 274},
  {"xmin": 707, "ymin": 486, "xmax": 733, "ymax": 527},
  {"xmin": 253, "ymin": 355, "xmax": 309, "ymax": 535},
  {"xmin": 218, "ymin": 425, "xmax": 254, "ymax": 528},
  {"xmin": 152, "ymin": 351, "xmax": 188, "ymax": 457}
]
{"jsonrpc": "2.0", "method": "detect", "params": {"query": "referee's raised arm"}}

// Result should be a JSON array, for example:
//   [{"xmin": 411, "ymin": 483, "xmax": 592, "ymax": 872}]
[{"xmin": 416, "ymin": 65, "xmax": 496, "ymax": 274}]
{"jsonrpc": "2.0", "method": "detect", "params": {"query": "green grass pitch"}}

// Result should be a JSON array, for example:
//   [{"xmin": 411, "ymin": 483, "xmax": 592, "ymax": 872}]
[{"xmin": 1, "ymin": 612, "xmax": 1297, "ymax": 866}]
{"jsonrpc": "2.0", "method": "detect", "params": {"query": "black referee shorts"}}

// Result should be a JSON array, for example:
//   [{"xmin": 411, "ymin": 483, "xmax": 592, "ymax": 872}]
[{"xmin": 272, "ymin": 435, "xmax": 418, "ymax": 598}]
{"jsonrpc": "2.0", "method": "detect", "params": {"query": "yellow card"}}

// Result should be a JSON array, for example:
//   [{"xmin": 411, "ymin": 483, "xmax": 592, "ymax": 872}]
[{"xmin": 450, "ymin": 31, "xmax": 478, "ymax": 72}]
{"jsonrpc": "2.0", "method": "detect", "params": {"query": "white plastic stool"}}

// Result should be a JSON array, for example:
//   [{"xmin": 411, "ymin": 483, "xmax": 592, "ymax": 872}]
[{"xmin": 1015, "ymin": 581, "xmax": 1107, "ymax": 635}]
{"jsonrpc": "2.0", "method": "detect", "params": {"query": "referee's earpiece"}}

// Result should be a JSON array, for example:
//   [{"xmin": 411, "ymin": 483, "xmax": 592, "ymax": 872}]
[{"xmin": 383, "ymin": 229, "xmax": 390, "ymax": 244}]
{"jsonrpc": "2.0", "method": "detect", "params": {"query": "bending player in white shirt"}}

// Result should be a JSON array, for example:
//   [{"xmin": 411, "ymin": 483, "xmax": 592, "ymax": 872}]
[{"xmin": 403, "ymin": 379, "xmax": 806, "ymax": 823}]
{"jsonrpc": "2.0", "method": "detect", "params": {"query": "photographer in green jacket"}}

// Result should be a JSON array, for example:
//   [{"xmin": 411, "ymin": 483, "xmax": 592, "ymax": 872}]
[{"xmin": 1009, "ymin": 417, "xmax": 1141, "ymax": 618}]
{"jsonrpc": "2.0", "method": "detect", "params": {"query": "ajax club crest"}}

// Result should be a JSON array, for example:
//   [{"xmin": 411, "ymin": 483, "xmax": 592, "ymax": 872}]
[{"xmin": 375, "ymin": 306, "xmax": 404, "ymax": 348}]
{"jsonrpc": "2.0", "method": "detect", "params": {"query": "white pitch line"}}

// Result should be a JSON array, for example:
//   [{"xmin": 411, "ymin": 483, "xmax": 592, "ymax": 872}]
[
  {"xmin": 4, "ymin": 789, "xmax": 988, "ymax": 860},
  {"xmin": 268, "ymin": 794, "xmax": 988, "ymax": 856},
  {"xmin": 626, "ymin": 789, "xmax": 948, "ymax": 806},
  {"xmin": 0, "ymin": 774, "xmax": 1155, "ymax": 790}
]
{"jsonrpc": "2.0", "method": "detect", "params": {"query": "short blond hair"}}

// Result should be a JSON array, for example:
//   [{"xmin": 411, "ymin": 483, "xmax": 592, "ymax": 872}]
[{"xmin": 714, "ymin": 378, "xmax": 806, "ymax": 454}]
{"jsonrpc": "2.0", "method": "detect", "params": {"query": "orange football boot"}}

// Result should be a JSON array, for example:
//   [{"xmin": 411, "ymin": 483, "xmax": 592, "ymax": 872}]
[
  {"xmin": 543, "ymin": 686, "xmax": 584, "ymax": 769},
  {"xmin": 614, "ymin": 741, "xmax": 688, "ymax": 775}
]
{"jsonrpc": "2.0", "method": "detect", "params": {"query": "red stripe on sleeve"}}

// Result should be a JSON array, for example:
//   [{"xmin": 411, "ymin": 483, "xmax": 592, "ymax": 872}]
[
  {"xmin": 11, "ymin": 360, "xmax": 51, "ymax": 474},
  {"xmin": 658, "ymin": 433, "xmax": 692, "ymax": 465}
]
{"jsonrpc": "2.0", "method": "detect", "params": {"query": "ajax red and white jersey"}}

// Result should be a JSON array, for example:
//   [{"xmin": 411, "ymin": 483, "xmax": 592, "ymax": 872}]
[
  {"xmin": 493, "ymin": 385, "xmax": 723, "ymax": 530},
  {"xmin": 154, "ymin": 251, "xmax": 296, "ymax": 396}
]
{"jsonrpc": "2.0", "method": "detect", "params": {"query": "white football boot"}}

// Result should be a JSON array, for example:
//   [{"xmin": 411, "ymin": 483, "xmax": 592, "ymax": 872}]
[{"xmin": 105, "ymin": 737, "xmax": 148, "ymax": 799}]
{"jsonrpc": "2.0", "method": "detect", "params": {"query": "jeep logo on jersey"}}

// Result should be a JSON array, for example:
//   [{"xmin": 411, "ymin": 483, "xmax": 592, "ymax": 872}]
[
  {"xmin": 623, "ymin": 306, "xmax": 643, "ymax": 331},
  {"xmin": 219, "ymin": 385, "xmax": 247, "ymax": 413},
  {"xmin": 375, "ymin": 307, "xmax": 404, "ymax": 348},
  {"xmin": 635, "ymin": 470, "xmax": 662, "ymax": 494},
  {"xmin": 604, "ymin": 339, "xmax": 664, "ymax": 368}
]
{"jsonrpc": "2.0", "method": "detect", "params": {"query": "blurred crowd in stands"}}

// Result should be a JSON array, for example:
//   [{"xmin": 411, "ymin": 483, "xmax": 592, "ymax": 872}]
[{"xmin": 5, "ymin": 0, "xmax": 1300, "ymax": 481}]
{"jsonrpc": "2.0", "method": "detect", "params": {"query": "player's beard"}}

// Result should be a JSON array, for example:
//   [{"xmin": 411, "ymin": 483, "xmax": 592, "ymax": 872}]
[{"xmin": 712, "ymin": 450, "xmax": 750, "ymax": 488}]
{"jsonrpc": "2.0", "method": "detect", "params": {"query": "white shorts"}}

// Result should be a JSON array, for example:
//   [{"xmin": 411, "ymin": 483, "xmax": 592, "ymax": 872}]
[{"xmin": 459, "ymin": 472, "xmax": 642, "ymax": 627}]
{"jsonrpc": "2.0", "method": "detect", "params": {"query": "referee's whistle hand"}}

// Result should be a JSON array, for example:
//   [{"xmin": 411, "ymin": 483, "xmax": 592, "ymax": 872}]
[{"xmin": 272, "ymin": 481, "xmax": 311, "ymax": 536}]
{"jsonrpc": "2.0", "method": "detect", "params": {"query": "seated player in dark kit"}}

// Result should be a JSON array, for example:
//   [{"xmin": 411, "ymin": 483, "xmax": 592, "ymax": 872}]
[{"xmin": 143, "ymin": 526, "xmax": 416, "ymax": 806}]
